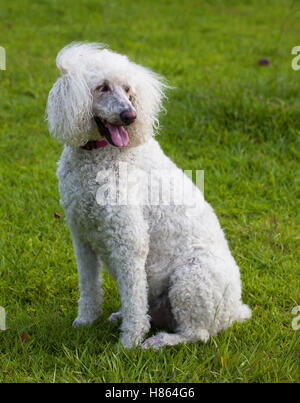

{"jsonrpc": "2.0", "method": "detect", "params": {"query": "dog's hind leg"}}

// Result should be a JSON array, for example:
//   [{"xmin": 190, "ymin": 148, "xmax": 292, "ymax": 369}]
[
  {"xmin": 141, "ymin": 261, "xmax": 216, "ymax": 350},
  {"xmin": 71, "ymin": 231, "xmax": 102, "ymax": 327},
  {"xmin": 142, "ymin": 258, "xmax": 250, "ymax": 350}
]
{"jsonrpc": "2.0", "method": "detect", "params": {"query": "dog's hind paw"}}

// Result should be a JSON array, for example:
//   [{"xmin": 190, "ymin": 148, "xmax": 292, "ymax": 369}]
[
  {"xmin": 141, "ymin": 334, "xmax": 165, "ymax": 351},
  {"xmin": 141, "ymin": 332, "xmax": 192, "ymax": 350},
  {"xmin": 108, "ymin": 311, "xmax": 122, "ymax": 325}
]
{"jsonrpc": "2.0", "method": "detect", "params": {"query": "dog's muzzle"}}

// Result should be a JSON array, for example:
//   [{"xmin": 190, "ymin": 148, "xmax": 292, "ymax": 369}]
[{"xmin": 94, "ymin": 116, "xmax": 130, "ymax": 147}]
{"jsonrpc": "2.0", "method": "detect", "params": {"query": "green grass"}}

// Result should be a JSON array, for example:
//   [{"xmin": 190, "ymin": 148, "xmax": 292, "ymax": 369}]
[{"xmin": 0, "ymin": 0, "xmax": 299, "ymax": 383}]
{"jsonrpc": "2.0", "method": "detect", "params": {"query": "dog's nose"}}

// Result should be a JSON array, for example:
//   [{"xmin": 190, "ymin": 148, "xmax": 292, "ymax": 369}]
[{"xmin": 120, "ymin": 110, "xmax": 136, "ymax": 125}]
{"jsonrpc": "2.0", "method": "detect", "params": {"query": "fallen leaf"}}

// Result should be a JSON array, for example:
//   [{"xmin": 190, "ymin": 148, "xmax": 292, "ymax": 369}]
[
  {"xmin": 258, "ymin": 58, "xmax": 270, "ymax": 66},
  {"xmin": 21, "ymin": 332, "xmax": 27, "ymax": 344}
]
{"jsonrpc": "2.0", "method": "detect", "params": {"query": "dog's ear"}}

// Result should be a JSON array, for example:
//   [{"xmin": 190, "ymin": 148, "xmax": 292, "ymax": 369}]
[
  {"xmin": 46, "ymin": 69, "xmax": 93, "ymax": 147},
  {"xmin": 132, "ymin": 65, "xmax": 168, "ymax": 134}
]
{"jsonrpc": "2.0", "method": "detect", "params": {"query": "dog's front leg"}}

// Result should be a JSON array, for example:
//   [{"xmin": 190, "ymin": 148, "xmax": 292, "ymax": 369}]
[
  {"xmin": 117, "ymin": 251, "xmax": 150, "ymax": 349},
  {"xmin": 103, "ymin": 211, "xmax": 150, "ymax": 348},
  {"xmin": 70, "ymin": 230, "xmax": 102, "ymax": 327}
]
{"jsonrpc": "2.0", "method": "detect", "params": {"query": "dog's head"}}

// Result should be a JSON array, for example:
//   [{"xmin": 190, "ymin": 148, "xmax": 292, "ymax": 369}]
[{"xmin": 46, "ymin": 43, "xmax": 167, "ymax": 148}]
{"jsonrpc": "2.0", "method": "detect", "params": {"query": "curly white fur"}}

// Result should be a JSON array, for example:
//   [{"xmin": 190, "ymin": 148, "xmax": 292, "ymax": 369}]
[{"xmin": 46, "ymin": 42, "xmax": 251, "ymax": 349}]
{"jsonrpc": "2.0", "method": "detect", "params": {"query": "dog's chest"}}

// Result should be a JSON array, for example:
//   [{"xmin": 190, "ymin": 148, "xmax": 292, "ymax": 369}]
[{"xmin": 57, "ymin": 150, "xmax": 109, "ymax": 231}]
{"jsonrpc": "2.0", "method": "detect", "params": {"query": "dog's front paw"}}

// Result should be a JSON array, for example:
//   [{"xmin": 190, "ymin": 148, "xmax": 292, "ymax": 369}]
[
  {"xmin": 72, "ymin": 316, "xmax": 97, "ymax": 328},
  {"xmin": 120, "ymin": 332, "xmax": 144, "ymax": 349},
  {"xmin": 108, "ymin": 311, "xmax": 122, "ymax": 325}
]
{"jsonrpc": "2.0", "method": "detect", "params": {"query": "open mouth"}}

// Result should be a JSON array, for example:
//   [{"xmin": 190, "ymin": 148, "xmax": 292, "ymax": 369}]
[{"xmin": 94, "ymin": 116, "xmax": 130, "ymax": 147}]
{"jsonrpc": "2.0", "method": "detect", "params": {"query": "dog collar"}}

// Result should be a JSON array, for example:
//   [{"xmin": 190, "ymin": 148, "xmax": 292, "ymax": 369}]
[{"xmin": 81, "ymin": 140, "xmax": 108, "ymax": 150}]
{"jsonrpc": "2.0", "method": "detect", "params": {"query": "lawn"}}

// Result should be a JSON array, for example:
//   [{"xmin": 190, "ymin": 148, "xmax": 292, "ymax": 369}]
[{"xmin": 0, "ymin": 0, "xmax": 299, "ymax": 383}]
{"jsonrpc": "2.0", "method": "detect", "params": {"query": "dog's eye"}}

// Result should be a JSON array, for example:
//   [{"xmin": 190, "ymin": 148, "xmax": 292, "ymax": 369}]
[
  {"xmin": 124, "ymin": 86, "xmax": 130, "ymax": 93},
  {"xmin": 101, "ymin": 84, "xmax": 110, "ymax": 92},
  {"xmin": 96, "ymin": 84, "xmax": 110, "ymax": 92}
]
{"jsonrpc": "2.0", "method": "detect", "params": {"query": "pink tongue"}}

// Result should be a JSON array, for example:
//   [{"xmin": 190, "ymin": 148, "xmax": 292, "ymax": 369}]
[{"xmin": 107, "ymin": 124, "xmax": 129, "ymax": 147}]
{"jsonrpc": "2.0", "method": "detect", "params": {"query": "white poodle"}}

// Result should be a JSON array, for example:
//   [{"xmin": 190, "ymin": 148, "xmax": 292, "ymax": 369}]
[{"xmin": 46, "ymin": 42, "xmax": 251, "ymax": 350}]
